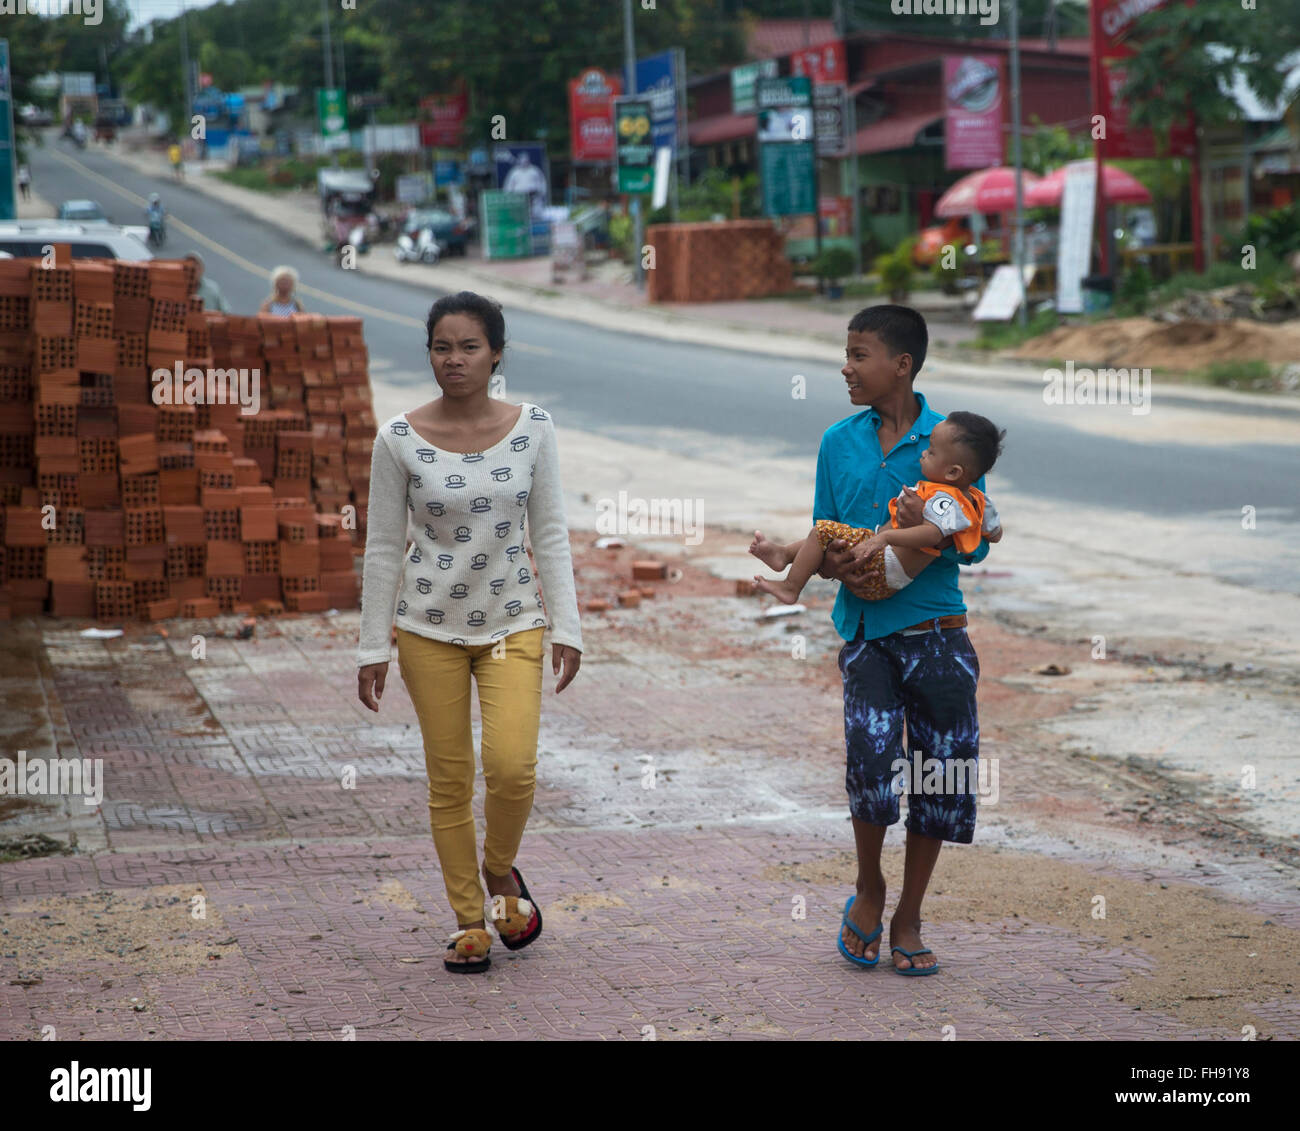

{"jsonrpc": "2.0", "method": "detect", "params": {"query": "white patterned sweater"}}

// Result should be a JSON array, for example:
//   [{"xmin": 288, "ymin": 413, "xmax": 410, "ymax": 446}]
[{"xmin": 356, "ymin": 402, "xmax": 583, "ymax": 666}]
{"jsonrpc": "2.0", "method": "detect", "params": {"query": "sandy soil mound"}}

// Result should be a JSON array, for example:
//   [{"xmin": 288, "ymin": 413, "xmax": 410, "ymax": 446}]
[{"xmin": 1012, "ymin": 317, "xmax": 1300, "ymax": 371}]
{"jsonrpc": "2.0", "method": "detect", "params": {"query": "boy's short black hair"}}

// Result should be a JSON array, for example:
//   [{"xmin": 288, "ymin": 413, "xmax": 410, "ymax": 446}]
[
  {"xmin": 943, "ymin": 411, "xmax": 1006, "ymax": 479},
  {"xmin": 846, "ymin": 304, "xmax": 928, "ymax": 379}
]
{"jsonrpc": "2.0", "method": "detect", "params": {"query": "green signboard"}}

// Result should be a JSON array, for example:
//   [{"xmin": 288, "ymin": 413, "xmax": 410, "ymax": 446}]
[
  {"xmin": 317, "ymin": 88, "xmax": 348, "ymax": 144},
  {"xmin": 730, "ymin": 59, "xmax": 778, "ymax": 115},
  {"xmin": 0, "ymin": 41, "xmax": 15, "ymax": 221},
  {"xmin": 614, "ymin": 98, "xmax": 654, "ymax": 195},
  {"xmin": 756, "ymin": 76, "xmax": 815, "ymax": 218},
  {"xmin": 480, "ymin": 190, "xmax": 532, "ymax": 259},
  {"xmin": 759, "ymin": 144, "xmax": 816, "ymax": 216}
]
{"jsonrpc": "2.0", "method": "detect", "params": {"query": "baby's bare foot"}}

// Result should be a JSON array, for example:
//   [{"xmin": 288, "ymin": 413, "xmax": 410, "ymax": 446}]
[
  {"xmin": 752, "ymin": 575, "xmax": 801, "ymax": 604},
  {"xmin": 748, "ymin": 529, "xmax": 789, "ymax": 572}
]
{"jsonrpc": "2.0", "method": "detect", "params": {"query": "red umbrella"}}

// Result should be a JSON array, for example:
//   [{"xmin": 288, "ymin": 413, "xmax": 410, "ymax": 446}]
[
  {"xmin": 934, "ymin": 166, "xmax": 1043, "ymax": 217},
  {"xmin": 1025, "ymin": 161, "xmax": 1152, "ymax": 208}
]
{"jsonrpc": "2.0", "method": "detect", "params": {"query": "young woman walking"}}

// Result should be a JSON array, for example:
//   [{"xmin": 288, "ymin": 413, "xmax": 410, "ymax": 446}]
[{"xmin": 357, "ymin": 291, "xmax": 583, "ymax": 972}]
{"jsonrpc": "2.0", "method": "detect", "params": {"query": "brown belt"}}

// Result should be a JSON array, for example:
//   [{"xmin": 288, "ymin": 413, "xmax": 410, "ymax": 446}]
[{"xmin": 901, "ymin": 614, "xmax": 968, "ymax": 632}]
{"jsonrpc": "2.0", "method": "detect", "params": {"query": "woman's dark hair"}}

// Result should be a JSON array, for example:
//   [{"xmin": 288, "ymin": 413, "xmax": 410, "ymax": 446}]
[
  {"xmin": 425, "ymin": 291, "xmax": 507, "ymax": 372},
  {"xmin": 944, "ymin": 410, "xmax": 1006, "ymax": 479}
]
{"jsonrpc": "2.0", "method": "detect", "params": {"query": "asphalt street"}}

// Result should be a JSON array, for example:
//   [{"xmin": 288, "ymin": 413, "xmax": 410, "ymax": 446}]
[{"xmin": 25, "ymin": 134, "xmax": 1300, "ymax": 584}]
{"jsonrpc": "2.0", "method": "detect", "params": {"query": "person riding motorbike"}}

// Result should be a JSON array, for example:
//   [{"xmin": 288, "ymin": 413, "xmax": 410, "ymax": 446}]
[{"xmin": 145, "ymin": 194, "xmax": 167, "ymax": 247}]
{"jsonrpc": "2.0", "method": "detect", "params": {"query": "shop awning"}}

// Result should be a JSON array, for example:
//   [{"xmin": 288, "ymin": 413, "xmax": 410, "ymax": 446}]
[
  {"xmin": 852, "ymin": 111, "xmax": 942, "ymax": 155},
  {"xmin": 689, "ymin": 111, "xmax": 757, "ymax": 147}
]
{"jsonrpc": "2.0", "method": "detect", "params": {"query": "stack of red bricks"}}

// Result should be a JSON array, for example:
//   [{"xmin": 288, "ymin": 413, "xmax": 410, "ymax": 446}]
[
  {"xmin": 644, "ymin": 220, "xmax": 793, "ymax": 303},
  {"xmin": 0, "ymin": 254, "xmax": 376, "ymax": 622}
]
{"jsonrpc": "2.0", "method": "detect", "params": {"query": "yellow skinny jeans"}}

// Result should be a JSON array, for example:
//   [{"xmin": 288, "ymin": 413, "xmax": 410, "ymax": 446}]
[{"xmin": 396, "ymin": 625, "xmax": 544, "ymax": 927}]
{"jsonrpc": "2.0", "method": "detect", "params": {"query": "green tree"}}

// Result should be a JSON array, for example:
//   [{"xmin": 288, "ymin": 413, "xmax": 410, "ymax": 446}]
[{"xmin": 1118, "ymin": 0, "xmax": 1300, "ymax": 152}]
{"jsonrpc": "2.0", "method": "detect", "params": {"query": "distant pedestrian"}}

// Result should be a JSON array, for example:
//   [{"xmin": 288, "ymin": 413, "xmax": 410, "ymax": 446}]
[
  {"xmin": 168, "ymin": 141, "xmax": 184, "ymax": 181},
  {"xmin": 16, "ymin": 164, "xmax": 30, "ymax": 201},
  {"xmin": 258, "ymin": 265, "xmax": 303, "ymax": 315},
  {"xmin": 184, "ymin": 251, "xmax": 230, "ymax": 313},
  {"xmin": 356, "ymin": 291, "xmax": 583, "ymax": 973}
]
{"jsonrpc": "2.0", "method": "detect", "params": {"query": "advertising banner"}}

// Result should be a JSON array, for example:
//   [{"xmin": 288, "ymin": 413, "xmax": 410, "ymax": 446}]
[
  {"xmin": 635, "ymin": 50, "xmax": 680, "ymax": 156},
  {"xmin": 1090, "ymin": 0, "xmax": 1195, "ymax": 159},
  {"xmin": 494, "ymin": 142, "xmax": 550, "ymax": 217},
  {"xmin": 944, "ymin": 55, "xmax": 1004, "ymax": 170},
  {"xmin": 317, "ymin": 88, "xmax": 348, "ymax": 146},
  {"xmin": 789, "ymin": 39, "xmax": 847, "ymax": 86},
  {"xmin": 0, "ymin": 42, "xmax": 14, "ymax": 222},
  {"xmin": 568, "ymin": 67, "xmax": 621, "ymax": 162},
  {"xmin": 480, "ymin": 190, "xmax": 532, "ymax": 259},
  {"xmin": 757, "ymin": 76, "xmax": 815, "ymax": 217},
  {"xmin": 731, "ymin": 59, "xmax": 778, "ymax": 115},
  {"xmin": 419, "ymin": 88, "xmax": 468, "ymax": 148},
  {"xmin": 1057, "ymin": 161, "xmax": 1097, "ymax": 313},
  {"xmin": 614, "ymin": 98, "xmax": 654, "ymax": 194},
  {"xmin": 814, "ymin": 84, "xmax": 847, "ymax": 158}
]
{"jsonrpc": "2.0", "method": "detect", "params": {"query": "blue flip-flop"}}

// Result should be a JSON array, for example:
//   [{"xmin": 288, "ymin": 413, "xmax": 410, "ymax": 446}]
[
  {"xmin": 891, "ymin": 946, "xmax": 939, "ymax": 976},
  {"xmin": 837, "ymin": 896, "xmax": 883, "ymax": 968}
]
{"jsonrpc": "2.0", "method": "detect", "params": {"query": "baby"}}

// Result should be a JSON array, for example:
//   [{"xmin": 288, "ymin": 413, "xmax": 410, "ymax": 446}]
[{"xmin": 750, "ymin": 411, "xmax": 1005, "ymax": 604}]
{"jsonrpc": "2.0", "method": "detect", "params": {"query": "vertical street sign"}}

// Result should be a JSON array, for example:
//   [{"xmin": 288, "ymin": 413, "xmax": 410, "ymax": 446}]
[
  {"xmin": 614, "ymin": 97, "xmax": 654, "ymax": 194},
  {"xmin": 0, "ymin": 41, "xmax": 16, "ymax": 221},
  {"xmin": 317, "ymin": 88, "xmax": 348, "ymax": 148},
  {"xmin": 756, "ymin": 76, "xmax": 816, "ymax": 217}
]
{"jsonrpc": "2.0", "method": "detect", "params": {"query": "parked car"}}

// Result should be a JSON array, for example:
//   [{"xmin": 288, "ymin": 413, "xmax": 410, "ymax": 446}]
[
  {"xmin": 402, "ymin": 208, "xmax": 472, "ymax": 256},
  {"xmin": 57, "ymin": 199, "xmax": 108, "ymax": 223},
  {"xmin": 19, "ymin": 104, "xmax": 53, "ymax": 127},
  {"xmin": 0, "ymin": 221, "xmax": 152, "ymax": 260}
]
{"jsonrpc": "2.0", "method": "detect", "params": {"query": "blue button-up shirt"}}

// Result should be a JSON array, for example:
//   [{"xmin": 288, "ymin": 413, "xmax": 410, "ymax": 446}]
[{"xmin": 813, "ymin": 391, "xmax": 989, "ymax": 641}]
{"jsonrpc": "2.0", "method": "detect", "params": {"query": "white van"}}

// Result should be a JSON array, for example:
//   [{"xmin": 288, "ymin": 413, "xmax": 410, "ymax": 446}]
[{"xmin": 0, "ymin": 220, "xmax": 153, "ymax": 260}]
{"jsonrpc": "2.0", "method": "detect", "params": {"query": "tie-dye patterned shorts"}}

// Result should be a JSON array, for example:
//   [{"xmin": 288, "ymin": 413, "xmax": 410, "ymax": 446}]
[{"xmin": 837, "ymin": 618, "xmax": 981, "ymax": 843}]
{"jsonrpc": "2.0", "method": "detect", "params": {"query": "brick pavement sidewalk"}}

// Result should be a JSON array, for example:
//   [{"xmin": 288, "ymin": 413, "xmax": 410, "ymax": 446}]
[{"xmin": 1, "ymin": 535, "xmax": 1296, "ymax": 1040}]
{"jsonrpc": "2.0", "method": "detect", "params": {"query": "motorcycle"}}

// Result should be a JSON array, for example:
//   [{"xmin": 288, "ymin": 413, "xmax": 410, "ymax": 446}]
[
  {"xmin": 335, "ymin": 221, "xmax": 370, "ymax": 268},
  {"xmin": 394, "ymin": 226, "xmax": 441, "ymax": 265},
  {"xmin": 147, "ymin": 217, "xmax": 167, "ymax": 248}
]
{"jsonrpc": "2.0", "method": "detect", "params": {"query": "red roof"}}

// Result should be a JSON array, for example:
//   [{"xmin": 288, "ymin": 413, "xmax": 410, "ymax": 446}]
[{"xmin": 747, "ymin": 19, "xmax": 838, "ymax": 59}]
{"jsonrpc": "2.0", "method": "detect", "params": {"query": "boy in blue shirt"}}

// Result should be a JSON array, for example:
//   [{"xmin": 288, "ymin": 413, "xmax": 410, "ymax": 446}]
[{"xmin": 750, "ymin": 305, "xmax": 998, "ymax": 975}]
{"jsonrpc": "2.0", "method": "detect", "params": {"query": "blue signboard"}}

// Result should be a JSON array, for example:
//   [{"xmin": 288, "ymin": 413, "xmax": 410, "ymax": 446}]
[
  {"xmin": 434, "ymin": 159, "xmax": 462, "ymax": 186},
  {"xmin": 635, "ymin": 49, "xmax": 680, "ymax": 156}
]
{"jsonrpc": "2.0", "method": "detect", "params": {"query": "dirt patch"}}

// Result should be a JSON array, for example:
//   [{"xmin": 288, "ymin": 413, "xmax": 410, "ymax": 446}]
[
  {"xmin": 3, "ymin": 884, "xmax": 232, "ymax": 984},
  {"xmin": 357, "ymin": 877, "xmax": 423, "ymax": 911},
  {"xmin": 1012, "ymin": 317, "xmax": 1300, "ymax": 371},
  {"xmin": 763, "ymin": 847, "xmax": 1296, "ymax": 1033}
]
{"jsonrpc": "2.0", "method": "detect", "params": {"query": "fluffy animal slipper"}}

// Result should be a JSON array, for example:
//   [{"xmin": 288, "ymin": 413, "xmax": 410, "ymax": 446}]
[
  {"xmin": 489, "ymin": 866, "xmax": 542, "ymax": 952},
  {"xmin": 444, "ymin": 927, "xmax": 492, "ymax": 973}
]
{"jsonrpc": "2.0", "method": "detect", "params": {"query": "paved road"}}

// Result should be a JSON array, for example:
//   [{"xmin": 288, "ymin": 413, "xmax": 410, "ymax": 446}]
[{"xmin": 27, "ymin": 134, "xmax": 1300, "ymax": 580}]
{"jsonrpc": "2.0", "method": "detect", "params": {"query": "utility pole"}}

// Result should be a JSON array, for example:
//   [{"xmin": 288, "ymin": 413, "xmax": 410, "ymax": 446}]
[
  {"xmin": 321, "ymin": 0, "xmax": 338, "ymax": 167},
  {"xmin": 623, "ymin": 0, "xmax": 643, "ymax": 289},
  {"xmin": 1009, "ymin": 0, "xmax": 1028, "ymax": 327},
  {"xmin": 179, "ymin": 0, "xmax": 192, "ymax": 140},
  {"xmin": 321, "ymin": 0, "xmax": 335, "ymax": 90}
]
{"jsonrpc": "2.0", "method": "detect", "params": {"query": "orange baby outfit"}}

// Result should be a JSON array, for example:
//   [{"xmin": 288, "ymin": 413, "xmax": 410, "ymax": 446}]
[{"xmin": 887, "ymin": 481, "xmax": 989, "ymax": 557}]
